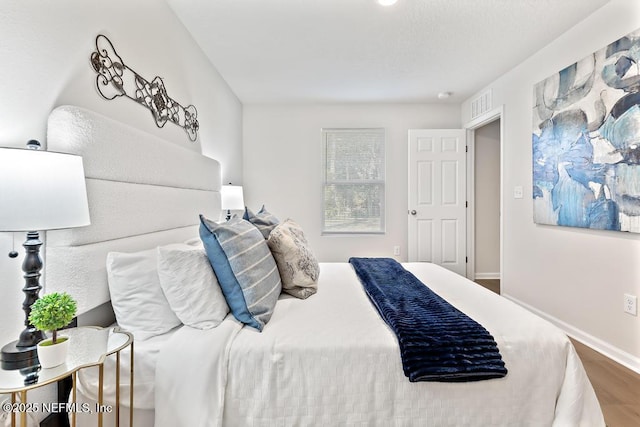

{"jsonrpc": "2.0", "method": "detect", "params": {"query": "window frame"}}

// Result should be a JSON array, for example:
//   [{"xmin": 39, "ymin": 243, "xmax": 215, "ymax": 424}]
[{"xmin": 321, "ymin": 127, "xmax": 386, "ymax": 235}]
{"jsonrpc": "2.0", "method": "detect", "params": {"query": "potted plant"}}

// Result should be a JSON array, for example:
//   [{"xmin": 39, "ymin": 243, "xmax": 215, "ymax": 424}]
[{"xmin": 28, "ymin": 292, "xmax": 77, "ymax": 368}]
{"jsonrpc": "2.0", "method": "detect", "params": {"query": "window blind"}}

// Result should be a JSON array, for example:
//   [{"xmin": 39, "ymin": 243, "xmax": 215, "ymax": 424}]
[{"xmin": 322, "ymin": 128, "xmax": 385, "ymax": 234}]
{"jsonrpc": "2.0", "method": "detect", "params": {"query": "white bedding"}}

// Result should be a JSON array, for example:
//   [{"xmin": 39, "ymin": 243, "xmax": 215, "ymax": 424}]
[
  {"xmin": 72, "ymin": 327, "xmax": 182, "ymax": 427},
  {"xmin": 155, "ymin": 262, "xmax": 604, "ymax": 426},
  {"xmin": 76, "ymin": 325, "xmax": 181, "ymax": 409}
]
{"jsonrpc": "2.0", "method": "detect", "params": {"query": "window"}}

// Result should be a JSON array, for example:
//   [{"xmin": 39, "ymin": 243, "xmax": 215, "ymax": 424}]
[{"xmin": 322, "ymin": 128, "xmax": 385, "ymax": 234}]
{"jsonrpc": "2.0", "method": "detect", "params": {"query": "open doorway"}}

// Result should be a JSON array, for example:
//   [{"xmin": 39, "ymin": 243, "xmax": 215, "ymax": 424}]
[
  {"xmin": 465, "ymin": 106, "xmax": 503, "ymax": 294},
  {"xmin": 473, "ymin": 119, "xmax": 501, "ymax": 293}
]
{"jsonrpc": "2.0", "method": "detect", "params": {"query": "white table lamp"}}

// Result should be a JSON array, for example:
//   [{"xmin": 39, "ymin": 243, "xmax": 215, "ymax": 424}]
[
  {"xmin": 221, "ymin": 184, "xmax": 245, "ymax": 221},
  {"xmin": 0, "ymin": 141, "xmax": 90, "ymax": 369}
]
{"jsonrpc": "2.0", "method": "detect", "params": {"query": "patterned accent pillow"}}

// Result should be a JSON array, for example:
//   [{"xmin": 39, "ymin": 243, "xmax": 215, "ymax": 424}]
[
  {"xmin": 199, "ymin": 215, "xmax": 281, "ymax": 331},
  {"xmin": 243, "ymin": 205, "xmax": 280, "ymax": 239},
  {"xmin": 267, "ymin": 219, "xmax": 319, "ymax": 299}
]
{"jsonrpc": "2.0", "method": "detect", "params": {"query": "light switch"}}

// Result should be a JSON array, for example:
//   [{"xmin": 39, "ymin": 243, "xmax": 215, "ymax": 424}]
[{"xmin": 514, "ymin": 186, "xmax": 523, "ymax": 199}]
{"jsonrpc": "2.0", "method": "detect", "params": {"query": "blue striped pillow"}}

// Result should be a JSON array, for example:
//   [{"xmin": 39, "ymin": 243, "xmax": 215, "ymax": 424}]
[
  {"xmin": 243, "ymin": 205, "xmax": 280, "ymax": 239},
  {"xmin": 199, "ymin": 215, "xmax": 281, "ymax": 331}
]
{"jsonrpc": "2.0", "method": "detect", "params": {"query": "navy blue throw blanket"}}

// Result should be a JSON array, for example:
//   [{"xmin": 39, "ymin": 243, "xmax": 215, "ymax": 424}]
[{"xmin": 349, "ymin": 257, "xmax": 507, "ymax": 382}]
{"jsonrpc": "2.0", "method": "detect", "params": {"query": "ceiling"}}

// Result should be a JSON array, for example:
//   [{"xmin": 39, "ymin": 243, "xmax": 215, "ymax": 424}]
[{"xmin": 167, "ymin": 0, "xmax": 610, "ymax": 105}]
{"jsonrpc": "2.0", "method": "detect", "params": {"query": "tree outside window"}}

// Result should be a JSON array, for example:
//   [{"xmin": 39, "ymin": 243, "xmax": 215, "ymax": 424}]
[{"xmin": 322, "ymin": 128, "xmax": 385, "ymax": 234}]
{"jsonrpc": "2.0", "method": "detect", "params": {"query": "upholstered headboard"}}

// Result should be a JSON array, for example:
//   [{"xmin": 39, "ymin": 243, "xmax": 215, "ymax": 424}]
[{"xmin": 45, "ymin": 106, "xmax": 221, "ymax": 324}]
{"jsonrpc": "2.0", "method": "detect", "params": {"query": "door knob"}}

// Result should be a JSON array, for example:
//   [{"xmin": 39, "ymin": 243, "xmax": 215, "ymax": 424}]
[{"xmin": 410, "ymin": 210, "xmax": 417, "ymax": 215}]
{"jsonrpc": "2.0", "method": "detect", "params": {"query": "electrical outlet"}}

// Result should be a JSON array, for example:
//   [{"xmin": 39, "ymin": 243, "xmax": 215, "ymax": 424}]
[
  {"xmin": 624, "ymin": 294, "xmax": 637, "ymax": 316},
  {"xmin": 393, "ymin": 246, "xmax": 401, "ymax": 256}
]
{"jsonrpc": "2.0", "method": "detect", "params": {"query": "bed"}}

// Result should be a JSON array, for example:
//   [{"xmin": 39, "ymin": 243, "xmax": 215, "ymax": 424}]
[{"xmin": 44, "ymin": 105, "xmax": 604, "ymax": 426}]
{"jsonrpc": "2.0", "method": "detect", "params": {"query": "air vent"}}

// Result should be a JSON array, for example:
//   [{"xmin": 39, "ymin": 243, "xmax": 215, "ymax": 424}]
[{"xmin": 470, "ymin": 89, "xmax": 492, "ymax": 119}]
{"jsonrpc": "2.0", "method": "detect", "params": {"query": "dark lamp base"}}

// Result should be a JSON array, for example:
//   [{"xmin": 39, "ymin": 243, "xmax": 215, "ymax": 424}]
[{"xmin": 1, "ymin": 339, "xmax": 39, "ymax": 370}]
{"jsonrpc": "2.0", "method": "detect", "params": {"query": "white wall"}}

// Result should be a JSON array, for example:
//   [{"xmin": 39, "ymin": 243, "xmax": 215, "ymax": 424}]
[
  {"xmin": 243, "ymin": 103, "xmax": 460, "ymax": 262},
  {"xmin": 474, "ymin": 120, "xmax": 501, "ymax": 278},
  {"xmin": 462, "ymin": 0, "xmax": 640, "ymax": 370},
  {"xmin": 0, "ymin": 0, "xmax": 242, "ymax": 352}
]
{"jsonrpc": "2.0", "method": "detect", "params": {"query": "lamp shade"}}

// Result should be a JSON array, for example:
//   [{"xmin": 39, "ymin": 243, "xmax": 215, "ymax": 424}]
[
  {"xmin": 0, "ymin": 148, "xmax": 91, "ymax": 231},
  {"xmin": 221, "ymin": 185, "xmax": 245, "ymax": 211}
]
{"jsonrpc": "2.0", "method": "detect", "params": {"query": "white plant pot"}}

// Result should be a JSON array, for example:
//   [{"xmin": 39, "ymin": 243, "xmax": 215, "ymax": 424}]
[{"xmin": 37, "ymin": 335, "xmax": 69, "ymax": 369}]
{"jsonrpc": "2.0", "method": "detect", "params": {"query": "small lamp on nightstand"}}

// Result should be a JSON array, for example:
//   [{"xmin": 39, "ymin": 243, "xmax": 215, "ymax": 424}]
[
  {"xmin": 0, "ymin": 141, "xmax": 90, "ymax": 369},
  {"xmin": 221, "ymin": 184, "xmax": 245, "ymax": 221}
]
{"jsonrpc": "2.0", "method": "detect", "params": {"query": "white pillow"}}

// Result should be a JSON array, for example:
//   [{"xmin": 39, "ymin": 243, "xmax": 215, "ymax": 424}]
[
  {"xmin": 106, "ymin": 249, "xmax": 181, "ymax": 341},
  {"xmin": 157, "ymin": 244, "xmax": 229, "ymax": 329},
  {"xmin": 183, "ymin": 236, "xmax": 204, "ymax": 248}
]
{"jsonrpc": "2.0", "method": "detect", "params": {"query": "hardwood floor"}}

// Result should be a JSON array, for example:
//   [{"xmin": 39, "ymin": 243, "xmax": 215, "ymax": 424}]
[
  {"xmin": 475, "ymin": 279, "xmax": 640, "ymax": 427},
  {"xmin": 474, "ymin": 278, "xmax": 500, "ymax": 294},
  {"xmin": 570, "ymin": 338, "xmax": 640, "ymax": 426}
]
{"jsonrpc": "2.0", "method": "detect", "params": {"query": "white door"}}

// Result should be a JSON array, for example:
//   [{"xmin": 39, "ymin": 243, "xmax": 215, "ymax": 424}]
[{"xmin": 408, "ymin": 129, "xmax": 467, "ymax": 276}]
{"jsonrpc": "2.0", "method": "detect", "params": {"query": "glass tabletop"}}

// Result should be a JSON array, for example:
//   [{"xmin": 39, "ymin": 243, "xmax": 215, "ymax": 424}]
[{"xmin": 0, "ymin": 326, "xmax": 132, "ymax": 393}]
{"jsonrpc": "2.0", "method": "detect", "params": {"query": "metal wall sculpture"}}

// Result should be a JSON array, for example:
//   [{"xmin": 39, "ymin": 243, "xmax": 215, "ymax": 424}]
[
  {"xmin": 532, "ymin": 27, "xmax": 640, "ymax": 233},
  {"xmin": 90, "ymin": 34, "xmax": 199, "ymax": 142}
]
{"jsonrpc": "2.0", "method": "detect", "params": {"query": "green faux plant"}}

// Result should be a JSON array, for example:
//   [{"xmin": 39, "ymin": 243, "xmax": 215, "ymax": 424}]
[{"xmin": 28, "ymin": 292, "xmax": 77, "ymax": 345}]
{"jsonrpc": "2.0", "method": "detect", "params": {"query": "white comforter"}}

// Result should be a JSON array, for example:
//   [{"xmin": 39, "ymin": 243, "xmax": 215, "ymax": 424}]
[{"xmin": 155, "ymin": 263, "xmax": 604, "ymax": 427}]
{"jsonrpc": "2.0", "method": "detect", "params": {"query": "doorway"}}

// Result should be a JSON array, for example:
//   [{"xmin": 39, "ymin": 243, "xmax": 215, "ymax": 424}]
[
  {"xmin": 474, "ymin": 119, "xmax": 501, "ymax": 284},
  {"xmin": 465, "ymin": 107, "xmax": 503, "ymax": 291}
]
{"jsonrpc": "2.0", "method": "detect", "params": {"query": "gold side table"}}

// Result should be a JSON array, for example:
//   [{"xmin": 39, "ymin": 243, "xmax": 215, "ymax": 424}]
[{"xmin": 0, "ymin": 326, "xmax": 133, "ymax": 427}]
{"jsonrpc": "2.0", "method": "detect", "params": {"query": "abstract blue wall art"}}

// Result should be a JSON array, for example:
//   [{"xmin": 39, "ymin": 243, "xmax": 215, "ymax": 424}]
[{"xmin": 533, "ymin": 28, "xmax": 640, "ymax": 233}]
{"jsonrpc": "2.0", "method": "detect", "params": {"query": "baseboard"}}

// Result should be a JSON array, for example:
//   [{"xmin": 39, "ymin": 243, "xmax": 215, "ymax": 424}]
[
  {"xmin": 504, "ymin": 294, "xmax": 640, "ymax": 375},
  {"xmin": 474, "ymin": 272, "xmax": 501, "ymax": 280}
]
